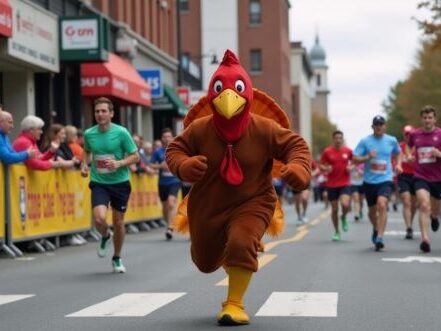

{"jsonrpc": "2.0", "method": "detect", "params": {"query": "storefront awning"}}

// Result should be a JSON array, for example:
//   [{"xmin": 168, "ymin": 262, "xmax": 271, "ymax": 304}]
[
  {"xmin": 81, "ymin": 53, "xmax": 151, "ymax": 106},
  {"xmin": 0, "ymin": 0, "xmax": 12, "ymax": 38},
  {"xmin": 152, "ymin": 85, "xmax": 187, "ymax": 117}
]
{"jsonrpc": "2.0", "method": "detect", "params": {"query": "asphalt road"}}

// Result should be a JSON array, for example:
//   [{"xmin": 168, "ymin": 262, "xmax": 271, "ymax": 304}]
[{"xmin": 1, "ymin": 200, "xmax": 441, "ymax": 331}]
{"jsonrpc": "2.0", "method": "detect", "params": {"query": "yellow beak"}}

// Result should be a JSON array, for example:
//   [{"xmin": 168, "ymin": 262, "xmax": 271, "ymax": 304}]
[{"xmin": 212, "ymin": 89, "xmax": 246, "ymax": 119}]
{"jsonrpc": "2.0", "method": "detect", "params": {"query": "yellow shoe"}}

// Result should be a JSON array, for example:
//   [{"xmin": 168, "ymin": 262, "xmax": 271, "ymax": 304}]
[{"xmin": 217, "ymin": 300, "xmax": 250, "ymax": 326}]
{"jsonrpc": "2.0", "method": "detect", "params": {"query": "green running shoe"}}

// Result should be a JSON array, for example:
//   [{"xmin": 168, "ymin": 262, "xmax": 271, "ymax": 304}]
[
  {"xmin": 97, "ymin": 232, "xmax": 112, "ymax": 258},
  {"xmin": 112, "ymin": 257, "xmax": 126, "ymax": 273},
  {"xmin": 332, "ymin": 232, "xmax": 341, "ymax": 242},
  {"xmin": 341, "ymin": 216, "xmax": 349, "ymax": 232}
]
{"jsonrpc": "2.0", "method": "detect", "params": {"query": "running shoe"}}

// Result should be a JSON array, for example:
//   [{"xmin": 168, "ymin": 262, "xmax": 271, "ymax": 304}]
[
  {"xmin": 375, "ymin": 237, "xmax": 384, "ymax": 251},
  {"xmin": 112, "ymin": 257, "xmax": 126, "ymax": 273},
  {"xmin": 405, "ymin": 227, "xmax": 413, "ymax": 240},
  {"xmin": 371, "ymin": 229, "xmax": 378, "ymax": 244},
  {"xmin": 165, "ymin": 227, "xmax": 174, "ymax": 240},
  {"xmin": 420, "ymin": 241, "xmax": 431, "ymax": 253},
  {"xmin": 392, "ymin": 203, "xmax": 398, "ymax": 212},
  {"xmin": 97, "ymin": 232, "xmax": 112, "ymax": 258},
  {"xmin": 331, "ymin": 232, "xmax": 341, "ymax": 242},
  {"xmin": 341, "ymin": 216, "xmax": 349, "ymax": 232},
  {"xmin": 431, "ymin": 216, "xmax": 439, "ymax": 232}
]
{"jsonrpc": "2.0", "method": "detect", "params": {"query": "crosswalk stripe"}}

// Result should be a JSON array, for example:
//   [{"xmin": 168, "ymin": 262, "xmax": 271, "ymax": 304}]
[
  {"xmin": 66, "ymin": 293, "xmax": 186, "ymax": 317},
  {"xmin": 0, "ymin": 295, "xmax": 35, "ymax": 306},
  {"xmin": 255, "ymin": 292, "xmax": 338, "ymax": 317},
  {"xmin": 384, "ymin": 230, "xmax": 421, "ymax": 236}
]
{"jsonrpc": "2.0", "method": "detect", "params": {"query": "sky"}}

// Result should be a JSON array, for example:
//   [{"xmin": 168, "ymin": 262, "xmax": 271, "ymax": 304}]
[{"xmin": 289, "ymin": 0, "xmax": 424, "ymax": 148}]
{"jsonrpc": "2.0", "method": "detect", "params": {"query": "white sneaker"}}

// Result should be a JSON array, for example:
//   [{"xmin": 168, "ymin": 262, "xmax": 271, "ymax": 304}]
[
  {"xmin": 97, "ymin": 232, "xmax": 113, "ymax": 258},
  {"xmin": 112, "ymin": 258, "xmax": 126, "ymax": 273},
  {"xmin": 67, "ymin": 235, "xmax": 83, "ymax": 246}
]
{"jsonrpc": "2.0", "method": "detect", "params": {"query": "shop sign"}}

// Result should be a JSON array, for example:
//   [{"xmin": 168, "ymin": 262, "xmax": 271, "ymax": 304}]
[
  {"xmin": 138, "ymin": 69, "xmax": 163, "ymax": 98},
  {"xmin": 0, "ymin": 1, "xmax": 12, "ymax": 37},
  {"xmin": 60, "ymin": 16, "xmax": 108, "ymax": 61},
  {"xmin": 8, "ymin": 0, "xmax": 59, "ymax": 72},
  {"xmin": 177, "ymin": 86, "xmax": 190, "ymax": 105}
]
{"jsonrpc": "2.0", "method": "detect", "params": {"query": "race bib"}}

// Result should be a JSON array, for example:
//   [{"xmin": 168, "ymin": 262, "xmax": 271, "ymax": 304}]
[
  {"xmin": 370, "ymin": 159, "xmax": 387, "ymax": 174},
  {"xmin": 95, "ymin": 154, "xmax": 116, "ymax": 174},
  {"xmin": 417, "ymin": 147, "xmax": 436, "ymax": 164}
]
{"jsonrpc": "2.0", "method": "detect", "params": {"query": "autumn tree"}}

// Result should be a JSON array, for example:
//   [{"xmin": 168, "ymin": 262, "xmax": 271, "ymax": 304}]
[
  {"xmin": 311, "ymin": 112, "xmax": 338, "ymax": 158},
  {"xmin": 382, "ymin": 40, "xmax": 441, "ymax": 138},
  {"xmin": 417, "ymin": 0, "xmax": 441, "ymax": 47}
]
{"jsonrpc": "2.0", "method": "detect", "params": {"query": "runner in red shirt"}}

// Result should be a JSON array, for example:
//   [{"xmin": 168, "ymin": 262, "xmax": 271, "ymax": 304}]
[
  {"xmin": 398, "ymin": 125, "xmax": 417, "ymax": 239},
  {"xmin": 320, "ymin": 130, "xmax": 353, "ymax": 241}
]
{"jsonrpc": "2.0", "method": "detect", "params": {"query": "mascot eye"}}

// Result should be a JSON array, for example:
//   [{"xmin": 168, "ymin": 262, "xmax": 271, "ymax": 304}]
[
  {"xmin": 235, "ymin": 80, "xmax": 245, "ymax": 93},
  {"xmin": 213, "ymin": 80, "xmax": 223, "ymax": 93}
]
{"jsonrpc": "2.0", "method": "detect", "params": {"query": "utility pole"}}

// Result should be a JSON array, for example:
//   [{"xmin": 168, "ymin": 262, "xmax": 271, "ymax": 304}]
[{"xmin": 176, "ymin": 0, "xmax": 182, "ymax": 86}]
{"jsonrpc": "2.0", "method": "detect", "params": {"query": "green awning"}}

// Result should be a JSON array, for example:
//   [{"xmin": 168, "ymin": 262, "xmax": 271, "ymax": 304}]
[{"xmin": 151, "ymin": 85, "xmax": 187, "ymax": 117}]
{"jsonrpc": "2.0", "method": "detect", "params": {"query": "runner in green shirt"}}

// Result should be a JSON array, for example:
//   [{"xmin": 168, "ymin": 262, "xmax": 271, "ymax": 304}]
[{"xmin": 81, "ymin": 97, "xmax": 139, "ymax": 273}]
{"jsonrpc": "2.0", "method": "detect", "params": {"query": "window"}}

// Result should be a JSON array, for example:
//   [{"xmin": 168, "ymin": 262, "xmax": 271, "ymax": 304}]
[
  {"xmin": 250, "ymin": 49, "xmax": 262, "ymax": 72},
  {"xmin": 179, "ymin": 0, "xmax": 189, "ymax": 12},
  {"xmin": 316, "ymin": 74, "xmax": 321, "ymax": 87},
  {"xmin": 181, "ymin": 53, "xmax": 190, "ymax": 70},
  {"xmin": 249, "ymin": 0, "xmax": 261, "ymax": 25}
]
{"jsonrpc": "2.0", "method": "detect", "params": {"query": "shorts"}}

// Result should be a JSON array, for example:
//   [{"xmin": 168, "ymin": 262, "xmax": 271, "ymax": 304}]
[
  {"xmin": 326, "ymin": 186, "xmax": 351, "ymax": 201},
  {"xmin": 158, "ymin": 183, "xmax": 181, "ymax": 202},
  {"xmin": 274, "ymin": 185, "xmax": 284, "ymax": 197},
  {"xmin": 89, "ymin": 181, "xmax": 131, "ymax": 213},
  {"xmin": 414, "ymin": 179, "xmax": 441, "ymax": 200},
  {"xmin": 363, "ymin": 181, "xmax": 393, "ymax": 207},
  {"xmin": 350, "ymin": 185, "xmax": 364, "ymax": 195},
  {"xmin": 397, "ymin": 173, "xmax": 415, "ymax": 195}
]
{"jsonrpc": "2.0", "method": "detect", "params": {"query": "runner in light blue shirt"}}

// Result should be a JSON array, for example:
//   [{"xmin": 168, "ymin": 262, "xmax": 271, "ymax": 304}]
[
  {"xmin": 353, "ymin": 115, "xmax": 402, "ymax": 251},
  {"xmin": 354, "ymin": 133, "xmax": 400, "ymax": 184}
]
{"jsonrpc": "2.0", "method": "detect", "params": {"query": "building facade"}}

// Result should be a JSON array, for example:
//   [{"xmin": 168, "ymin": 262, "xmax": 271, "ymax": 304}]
[
  {"xmin": 83, "ymin": 0, "xmax": 186, "ymax": 140},
  {"xmin": 290, "ymin": 41, "xmax": 313, "ymax": 147},
  {"xmin": 179, "ymin": 0, "xmax": 293, "ymax": 123}
]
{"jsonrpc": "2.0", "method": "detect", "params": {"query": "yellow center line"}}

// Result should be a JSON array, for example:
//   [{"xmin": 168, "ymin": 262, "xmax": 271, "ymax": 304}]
[{"xmin": 216, "ymin": 254, "xmax": 278, "ymax": 286}]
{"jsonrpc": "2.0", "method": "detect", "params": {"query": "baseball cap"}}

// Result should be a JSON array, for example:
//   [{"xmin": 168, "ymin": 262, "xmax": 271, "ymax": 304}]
[{"xmin": 372, "ymin": 115, "xmax": 386, "ymax": 125}]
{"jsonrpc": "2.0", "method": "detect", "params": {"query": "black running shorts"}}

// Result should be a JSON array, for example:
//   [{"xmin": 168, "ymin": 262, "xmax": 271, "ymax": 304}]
[{"xmin": 89, "ymin": 181, "xmax": 132, "ymax": 213}]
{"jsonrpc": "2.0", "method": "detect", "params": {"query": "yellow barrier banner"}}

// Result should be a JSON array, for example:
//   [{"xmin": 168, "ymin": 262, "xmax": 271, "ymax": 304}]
[
  {"xmin": 106, "ymin": 174, "xmax": 163, "ymax": 225},
  {"xmin": 9, "ymin": 165, "xmax": 92, "ymax": 241},
  {"xmin": 0, "ymin": 163, "xmax": 4, "ymax": 239}
]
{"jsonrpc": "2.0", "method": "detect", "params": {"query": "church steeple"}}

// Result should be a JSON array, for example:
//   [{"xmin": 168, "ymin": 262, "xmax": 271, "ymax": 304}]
[
  {"xmin": 309, "ymin": 34, "xmax": 327, "ymax": 67},
  {"xmin": 309, "ymin": 33, "xmax": 329, "ymax": 118}
]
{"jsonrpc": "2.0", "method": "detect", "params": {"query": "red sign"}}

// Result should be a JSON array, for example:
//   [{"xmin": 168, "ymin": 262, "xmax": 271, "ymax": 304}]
[
  {"xmin": 81, "ymin": 53, "xmax": 151, "ymax": 106},
  {"xmin": 0, "ymin": 0, "xmax": 12, "ymax": 38},
  {"xmin": 177, "ymin": 86, "xmax": 190, "ymax": 105}
]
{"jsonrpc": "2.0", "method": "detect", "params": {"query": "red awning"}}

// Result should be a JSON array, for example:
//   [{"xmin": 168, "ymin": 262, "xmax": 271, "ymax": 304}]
[
  {"xmin": 0, "ymin": 0, "xmax": 12, "ymax": 38},
  {"xmin": 81, "ymin": 53, "xmax": 151, "ymax": 106}
]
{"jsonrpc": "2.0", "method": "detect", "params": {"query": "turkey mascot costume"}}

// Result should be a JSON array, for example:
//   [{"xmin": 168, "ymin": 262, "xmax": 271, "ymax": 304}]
[{"xmin": 166, "ymin": 49, "xmax": 311, "ymax": 326}]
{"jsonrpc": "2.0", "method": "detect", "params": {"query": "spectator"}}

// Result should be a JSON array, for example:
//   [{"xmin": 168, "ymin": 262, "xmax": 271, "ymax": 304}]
[
  {"xmin": 0, "ymin": 110, "xmax": 36, "ymax": 164},
  {"xmin": 65, "ymin": 125, "xmax": 84, "ymax": 161},
  {"xmin": 77, "ymin": 129, "xmax": 84, "ymax": 148},
  {"xmin": 130, "ymin": 134, "xmax": 146, "ymax": 174},
  {"xmin": 153, "ymin": 139, "xmax": 162, "ymax": 152},
  {"xmin": 142, "ymin": 141, "xmax": 156, "ymax": 175},
  {"xmin": 42, "ymin": 124, "xmax": 80, "ymax": 169},
  {"xmin": 12, "ymin": 115, "xmax": 61, "ymax": 170}
]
